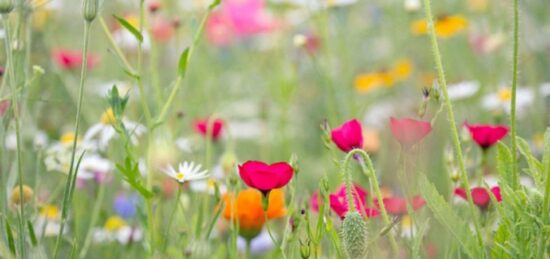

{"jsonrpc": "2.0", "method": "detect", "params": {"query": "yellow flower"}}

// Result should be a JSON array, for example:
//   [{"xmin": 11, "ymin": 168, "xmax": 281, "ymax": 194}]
[
  {"xmin": 100, "ymin": 108, "xmax": 117, "ymax": 124},
  {"xmin": 411, "ymin": 15, "xmax": 468, "ymax": 38},
  {"xmin": 60, "ymin": 132, "xmax": 78, "ymax": 145},
  {"xmin": 104, "ymin": 216, "xmax": 127, "ymax": 232},
  {"xmin": 391, "ymin": 59, "xmax": 413, "ymax": 81},
  {"xmin": 498, "ymin": 88, "xmax": 512, "ymax": 102},
  {"xmin": 354, "ymin": 73, "xmax": 383, "ymax": 93},
  {"xmin": 10, "ymin": 185, "xmax": 34, "ymax": 205},
  {"xmin": 40, "ymin": 205, "xmax": 60, "ymax": 220},
  {"xmin": 354, "ymin": 59, "xmax": 414, "ymax": 93}
]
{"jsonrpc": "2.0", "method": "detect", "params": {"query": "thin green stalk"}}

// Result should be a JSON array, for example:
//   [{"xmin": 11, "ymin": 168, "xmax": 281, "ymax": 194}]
[
  {"xmin": 78, "ymin": 184, "xmax": 106, "ymax": 258},
  {"xmin": 421, "ymin": 0, "xmax": 486, "ymax": 256},
  {"xmin": 52, "ymin": 20, "xmax": 92, "ymax": 258},
  {"xmin": 161, "ymin": 185, "xmax": 182, "ymax": 252},
  {"xmin": 510, "ymin": 0, "xmax": 520, "ymax": 190},
  {"xmin": 98, "ymin": 17, "xmax": 135, "ymax": 73},
  {"xmin": 2, "ymin": 13, "xmax": 26, "ymax": 259},
  {"xmin": 345, "ymin": 149, "xmax": 399, "ymax": 256}
]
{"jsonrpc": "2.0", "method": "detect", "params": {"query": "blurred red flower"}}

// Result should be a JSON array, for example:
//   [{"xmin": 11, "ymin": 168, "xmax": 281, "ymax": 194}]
[
  {"xmin": 194, "ymin": 118, "xmax": 224, "ymax": 141},
  {"xmin": 328, "ymin": 183, "xmax": 379, "ymax": 219},
  {"xmin": 465, "ymin": 123, "xmax": 509, "ymax": 150},
  {"xmin": 238, "ymin": 160, "xmax": 294, "ymax": 194},
  {"xmin": 389, "ymin": 117, "xmax": 432, "ymax": 148},
  {"xmin": 375, "ymin": 195, "xmax": 425, "ymax": 215},
  {"xmin": 52, "ymin": 49, "xmax": 98, "ymax": 70},
  {"xmin": 454, "ymin": 186, "xmax": 501, "ymax": 209}
]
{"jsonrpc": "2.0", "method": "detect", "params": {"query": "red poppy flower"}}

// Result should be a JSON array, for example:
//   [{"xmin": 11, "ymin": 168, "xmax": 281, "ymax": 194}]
[
  {"xmin": 389, "ymin": 117, "xmax": 432, "ymax": 148},
  {"xmin": 329, "ymin": 184, "xmax": 379, "ymax": 219},
  {"xmin": 464, "ymin": 123, "xmax": 509, "ymax": 149},
  {"xmin": 310, "ymin": 191, "xmax": 321, "ymax": 212},
  {"xmin": 238, "ymin": 160, "xmax": 294, "ymax": 194},
  {"xmin": 331, "ymin": 119, "xmax": 364, "ymax": 153},
  {"xmin": 52, "ymin": 49, "xmax": 99, "ymax": 70},
  {"xmin": 151, "ymin": 17, "xmax": 176, "ymax": 43},
  {"xmin": 375, "ymin": 195, "xmax": 425, "ymax": 215},
  {"xmin": 194, "ymin": 118, "xmax": 224, "ymax": 141},
  {"xmin": 454, "ymin": 186, "xmax": 501, "ymax": 209}
]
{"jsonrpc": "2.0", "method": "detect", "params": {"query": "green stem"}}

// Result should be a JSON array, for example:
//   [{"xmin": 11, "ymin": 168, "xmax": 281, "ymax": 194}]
[
  {"xmin": 2, "ymin": 13, "xmax": 26, "ymax": 259},
  {"xmin": 161, "ymin": 185, "xmax": 182, "ymax": 252},
  {"xmin": 78, "ymin": 183, "xmax": 106, "ymax": 258},
  {"xmin": 53, "ymin": 20, "xmax": 92, "ymax": 259},
  {"xmin": 537, "ymin": 132, "xmax": 550, "ymax": 258},
  {"xmin": 510, "ymin": 0, "xmax": 520, "ymax": 190},
  {"xmin": 98, "ymin": 17, "xmax": 135, "ymax": 73},
  {"xmin": 345, "ymin": 149, "xmax": 399, "ymax": 256},
  {"xmin": 421, "ymin": 0, "xmax": 486, "ymax": 256}
]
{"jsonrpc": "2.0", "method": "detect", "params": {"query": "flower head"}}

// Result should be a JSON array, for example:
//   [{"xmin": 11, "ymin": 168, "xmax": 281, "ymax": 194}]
[
  {"xmin": 223, "ymin": 188, "xmax": 286, "ymax": 239},
  {"xmin": 464, "ymin": 123, "xmax": 508, "ymax": 149},
  {"xmin": 375, "ymin": 195, "xmax": 425, "ymax": 215},
  {"xmin": 194, "ymin": 118, "xmax": 224, "ymax": 141},
  {"xmin": 238, "ymin": 160, "xmax": 294, "ymax": 194},
  {"xmin": 162, "ymin": 161, "xmax": 209, "ymax": 184},
  {"xmin": 52, "ymin": 49, "xmax": 98, "ymax": 70},
  {"xmin": 329, "ymin": 184, "xmax": 379, "ymax": 219},
  {"xmin": 454, "ymin": 186, "xmax": 501, "ymax": 209},
  {"xmin": 331, "ymin": 119, "xmax": 364, "ymax": 153},
  {"xmin": 389, "ymin": 117, "xmax": 432, "ymax": 148},
  {"xmin": 411, "ymin": 15, "xmax": 468, "ymax": 38}
]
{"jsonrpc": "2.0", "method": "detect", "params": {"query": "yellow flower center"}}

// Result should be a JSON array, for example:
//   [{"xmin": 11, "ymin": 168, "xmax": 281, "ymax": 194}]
[
  {"xmin": 175, "ymin": 172, "xmax": 185, "ymax": 181},
  {"xmin": 104, "ymin": 216, "xmax": 126, "ymax": 231},
  {"xmin": 498, "ymin": 88, "xmax": 512, "ymax": 102},
  {"xmin": 40, "ymin": 205, "xmax": 60, "ymax": 220},
  {"xmin": 401, "ymin": 215, "xmax": 412, "ymax": 229},
  {"xmin": 207, "ymin": 179, "xmax": 216, "ymax": 189},
  {"xmin": 100, "ymin": 108, "xmax": 117, "ymax": 125},
  {"xmin": 60, "ymin": 132, "xmax": 77, "ymax": 145}
]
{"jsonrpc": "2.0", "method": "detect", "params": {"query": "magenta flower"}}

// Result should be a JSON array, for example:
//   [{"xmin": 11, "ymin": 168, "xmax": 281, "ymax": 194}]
[
  {"xmin": 194, "ymin": 118, "xmax": 224, "ymax": 141},
  {"xmin": 52, "ymin": 49, "xmax": 98, "ymax": 70},
  {"xmin": 389, "ymin": 117, "xmax": 432, "ymax": 148},
  {"xmin": 375, "ymin": 196, "xmax": 425, "ymax": 216},
  {"xmin": 454, "ymin": 186, "xmax": 501, "ymax": 209},
  {"xmin": 464, "ymin": 123, "xmax": 509, "ymax": 150},
  {"xmin": 331, "ymin": 119, "xmax": 364, "ymax": 153},
  {"xmin": 238, "ymin": 160, "xmax": 294, "ymax": 194},
  {"xmin": 329, "ymin": 183, "xmax": 379, "ymax": 219}
]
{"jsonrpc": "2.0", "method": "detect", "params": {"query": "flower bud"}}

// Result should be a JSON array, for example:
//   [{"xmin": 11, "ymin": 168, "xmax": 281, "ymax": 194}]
[
  {"xmin": 0, "ymin": 0, "xmax": 14, "ymax": 14},
  {"xmin": 341, "ymin": 212, "xmax": 368, "ymax": 259},
  {"xmin": 82, "ymin": 0, "xmax": 98, "ymax": 22},
  {"xmin": 10, "ymin": 185, "xmax": 34, "ymax": 205},
  {"xmin": 300, "ymin": 239, "xmax": 311, "ymax": 259}
]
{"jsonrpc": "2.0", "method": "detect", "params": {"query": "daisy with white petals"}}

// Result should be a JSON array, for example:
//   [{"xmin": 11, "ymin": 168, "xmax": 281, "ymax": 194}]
[
  {"xmin": 163, "ymin": 161, "xmax": 209, "ymax": 184},
  {"xmin": 84, "ymin": 108, "xmax": 146, "ymax": 151}
]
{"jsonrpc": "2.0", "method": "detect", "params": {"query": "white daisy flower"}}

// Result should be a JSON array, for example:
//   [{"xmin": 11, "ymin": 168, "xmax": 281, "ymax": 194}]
[
  {"xmin": 162, "ymin": 161, "xmax": 209, "ymax": 184},
  {"xmin": 33, "ymin": 131, "xmax": 49, "ymax": 150},
  {"xmin": 404, "ymin": 0, "xmax": 420, "ymax": 12},
  {"xmin": 447, "ymin": 81, "xmax": 480, "ymax": 101},
  {"xmin": 84, "ymin": 108, "xmax": 146, "ymax": 151},
  {"xmin": 189, "ymin": 165, "xmax": 227, "ymax": 194},
  {"xmin": 481, "ymin": 87, "xmax": 534, "ymax": 115},
  {"xmin": 398, "ymin": 215, "xmax": 416, "ymax": 239},
  {"xmin": 175, "ymin": 137, "xmax": 193, "ymax": 153},
  {"xmin": 112, "ymin": 29, "xmax": 151, "ymax": 52},
  {"xmin": 35, "ymin": 205, "xmax": 66, "ymax": 238},
  {"xmin": 93, "ymin": 216, "xmax": 143, "ymax": 245}
]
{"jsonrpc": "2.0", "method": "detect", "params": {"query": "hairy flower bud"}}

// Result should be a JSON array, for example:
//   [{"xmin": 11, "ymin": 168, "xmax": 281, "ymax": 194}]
[
  {"xmin": 82, "ymin": 0, "xmax": 98, "ymax": 22},
  {"xmin": 341, "ymin": 212, "xmax": 368, "ymax": 259},
  {"xmin": 0, "ymin": 0, "xmax": 14, "ymax": 14},
  {"xmin": 10, "ymin": 185, "xmax": 34, "ymax": 205}
]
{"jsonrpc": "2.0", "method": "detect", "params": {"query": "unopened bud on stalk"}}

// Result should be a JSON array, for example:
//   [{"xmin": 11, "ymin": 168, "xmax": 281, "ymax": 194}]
[
  {"xmin": 341, "ymin": 212, "xmax": 368, "ymax": 259},
  {"xmin": 82, "ymin": 0, "xmax": 98, "ymax": 22},
  {"xmin": 299, "ymin": 239, "xmax": 311, "ymax": 259},
  {"xmin": 10, "ymin": 185, "xmax": 34, "ymax": 205},
  {"xmin": 0, "ymin": 0, "xmax": 14, "ymax": 14}
]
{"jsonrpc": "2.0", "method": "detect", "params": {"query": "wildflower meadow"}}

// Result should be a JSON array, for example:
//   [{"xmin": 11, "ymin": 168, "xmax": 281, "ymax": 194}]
[{"xmin": 0, "ymin": 0, "xmax": 549, "ymax": 258}]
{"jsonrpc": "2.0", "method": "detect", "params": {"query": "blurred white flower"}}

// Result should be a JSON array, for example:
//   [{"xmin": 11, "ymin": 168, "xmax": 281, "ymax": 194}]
[
  {"xmin": 363, "ymin": 102, "xmax": 395, "ymax": 129},
  {"xmin": 190, "ymin": 165, "xmax": 227, "ymax": 194},
  {"xmin": 227, "ymin": 120, "xmax": 264, "ymax": 140},
  {"xmin": 482, "ymin": 87, "xmax": 533, "ymax": 115},
  {"xmin": 448, "ymin": 81, "xmax": 480, "ymax": 101},
  {"xmin": 162, "ymin": 161, "xmax": 209, "ymax": 184},
  {"xmin": 540, "ymin": 82, "xmax": 550, "ymax": 97},
  {"xmin": 35, "ymin": 205, "xmax": 66, "ymax": 238},
  {"xmin": 93, "ymin": 216, "xmax": 143, "ymax": 245},
  {"xmin": 112, "ymin": 30, "xmax": 151, "ymax": 52},
  {"xmin": 84, "ymin": 108, "xmax": 146, "ymax": 151},
  {"xmin": 34, "ymin": 131, "xmax": 49, "ymax": 150},
  {"xmin": 4, "ymin": 132, "xmax": 16, "ymax": 150},
  {"xmin": 404, "ymin": 0, "xmax": 420, "ymax": 12},
  {"xmin": 175, "ymin": 137, "xmax": 193, "ymax": 153},
  {"xmin": 237, "ymin": 229, "xmax": 274, "ymax": 255}
]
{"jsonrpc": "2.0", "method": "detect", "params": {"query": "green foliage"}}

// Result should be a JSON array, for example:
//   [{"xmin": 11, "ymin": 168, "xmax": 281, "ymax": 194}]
[{"xmin": 113, "ymin": 14, "xmax": 143, "ymax": 42}]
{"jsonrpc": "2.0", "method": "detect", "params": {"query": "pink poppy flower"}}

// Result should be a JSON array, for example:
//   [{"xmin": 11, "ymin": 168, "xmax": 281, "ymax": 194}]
[
  {"xmin": 193, "ymin": 118, "xmax": 224, "ymax": 141},
  {"xmin": 147, "ymin": 0, "xmax": 161, "ymax": 13},
  {"xmin": 329, "ymin": 184, "xmax": 379, "ymax": 219},
  {"xmin": 454, "ymin": 186, "xmax": 501, "ymax": 209},
  {"xmin": 375, "ymin": 195, "xmax": 425, "ymax": 215},
  {"xmin": 238, "ymin": 160, "xmax": 294, "ymax": 194},
  {"xmin": 331, "ymin": 119, "xmax": 364, "ymax": 153},
  {"xmin": 205, "ymin": 0, "xmax": 277, "ymax": 46},
  {"xmin": 310, "ymin": 191, "xmax": 321, "ymax": 212},
  {"xmin": 389, "ymin": 117, "xmax": 432, "ymax": 148},
  {"xmin": 464, "ymin": 123, "xmax": 509, "ymax": 150},
  {"xmin": 52, "ymin": 49, "xmax": 99, "ymax": 70},
  {"xmin": 151, "ymin": 17, "xmax": 176, "ymax": 43}
]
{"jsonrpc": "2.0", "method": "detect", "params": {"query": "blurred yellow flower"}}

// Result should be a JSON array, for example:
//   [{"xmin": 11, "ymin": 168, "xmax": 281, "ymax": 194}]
[
  {"xmin": 498, "ymin": 88, "xmax": 512, "ymax": 102},
  {"xmin": 100, "ymin": 108, "xmax": 117, "ymax": 125},
  {"xmin": 411, "ymin": 15, "xmax": 468, "ymax": 38},
  {"xmin": 354, "ymin": 59, "xmax": 414, "ymax": 93},
  {"xmin": 40, "ymin": 205, "xmax": 60, "ymax": 220},
  {"xmin": 104, "ymin": 216, "xmax": 127, "ymax": 231}
]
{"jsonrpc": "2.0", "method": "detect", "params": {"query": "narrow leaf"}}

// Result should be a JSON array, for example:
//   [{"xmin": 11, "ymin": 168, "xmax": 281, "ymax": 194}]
[
  {"xmin": 27, "ymin": 221, "xmax": 37, "ymax": 247},
  {"xmin": 177, "ymin": 48, "xmax": 190, "ymax": 78},
  {"xmin": 113, "ymin": 15, "xmax": 143, "ymax": 43},
  {"xmin": 5, "ymin": 220, "xmax": 16, "ymax": 255},
  {"xmin": 496, "ymin": 142, "xmax": 514, "ymax": 187},
  {"xmin": 208, "ymin": 0, "xmax": 222, "ymax": 10}
]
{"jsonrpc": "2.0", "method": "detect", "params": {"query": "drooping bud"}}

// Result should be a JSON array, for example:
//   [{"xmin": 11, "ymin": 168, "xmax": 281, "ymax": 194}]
[
  {"xmin": 0, "ymin": 0, "xmax": 14, "ymax": 14},
  {"xmin": 10, "ymin": 185, "xmax": 34, "ymax": 205},
  {"xmin": 82, "ymin": 0, "xmax": 99, "ymax": 22},
  {"xmin": 299, "ymin": 239, "xmax": 311, "ymax": 259},
  {"xmin": 341, "ymin": 212, "xmax": 368, "ymax": 259}
]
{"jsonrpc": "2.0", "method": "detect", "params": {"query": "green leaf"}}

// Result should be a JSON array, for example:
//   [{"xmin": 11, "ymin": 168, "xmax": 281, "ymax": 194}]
[
  {"xmin": 208, "ymin": 0, "xmax": 222, "ymax": 10},
  {"xmin": 418, "ymin": 174, "xmax": 480, "ymax": 258},
  {"xmin": 177, "ymin": 48, "xmax": 190, "ymax": 78},
  {"xmin": 5, "ymin": 220, "xmax": 15, "ymax": 255},
  {"xmin": 496, "ymin": 142, "xmax": 514, "ymax": 187},
  {"xmin": 113, "ymin": 15, "xmax": 143, "ymax": 43},
  {"xmin": 542, "ymin": 128, "xmax": 550, "ymax": 179},
  {"xmin": 516, "ymin": 137, "xmax": 543, "ymax": 185},
  {"xmin": 27, "ymin": 221, "xmax": 37, "ymax": 247},
  {"xmin": 115, "ymin": 157, "xmax": 153, "ymax": 199}
]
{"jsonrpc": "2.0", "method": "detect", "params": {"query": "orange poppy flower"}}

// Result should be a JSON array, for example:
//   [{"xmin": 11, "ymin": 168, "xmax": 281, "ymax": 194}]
[
  {"xmin": 222, "ymin": 188, "xmax": 286, "ymax": 239},
  {"xmin": 411, "ymin": 15, "xmax": 468, "ymax": 38}
]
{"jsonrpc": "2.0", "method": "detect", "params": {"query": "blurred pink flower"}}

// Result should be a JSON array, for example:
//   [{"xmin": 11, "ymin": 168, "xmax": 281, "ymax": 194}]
[
  {"xmin": 53, "ymin": 49, "xmax": 99, "ymax": 70},
  {"xmin": 329, "ymin": 183, "xmax": 379, "ymax": 219},
  {"xmin": 206, "ymin": 0, "xmax": 277, "ymax": 46},
  {"xmin": 151, "ymin": 17, "xmax": 176, "ymax": 43},
  {"xmin": 0, "ymin": 100, "xmax": 9, "ymax": 117}
]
